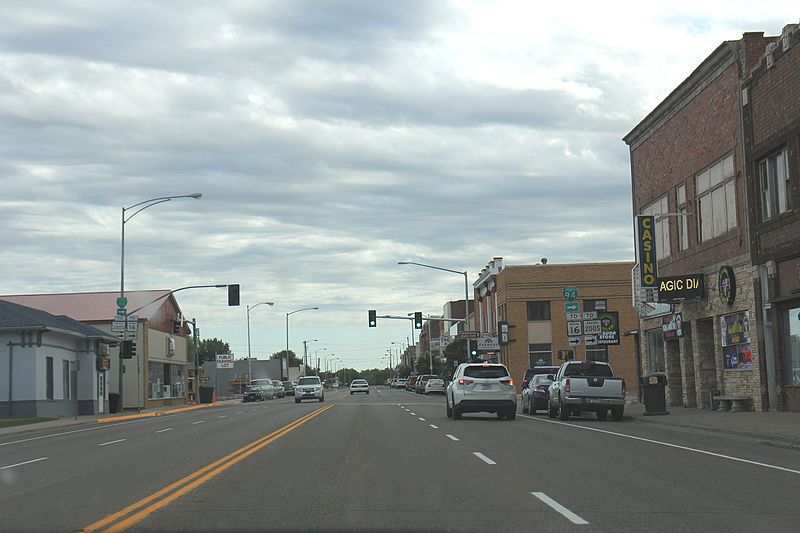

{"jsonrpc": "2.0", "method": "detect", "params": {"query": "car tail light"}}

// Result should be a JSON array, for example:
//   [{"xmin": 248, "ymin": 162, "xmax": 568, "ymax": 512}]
[
  {"xmin": 536, "ymin": 386, "xmax": 548, "ymax": 392},
  {"xmin": 522, "ymin": 379, "xmax": 529, "ymax": 388},
  {"xmin": 622, "ymin": 379, "xmax": 626, "ymax": 397},
  {"xmin": 458, "ymin": 379, "xmax": 474, "ymax": 385},
  {"xmin": 500, "ymin": 379, "xmax": 514, "ymax": 387},
  {"xmin": 565, "ymin": 378, "xmax": 571, "ymax": 394}
]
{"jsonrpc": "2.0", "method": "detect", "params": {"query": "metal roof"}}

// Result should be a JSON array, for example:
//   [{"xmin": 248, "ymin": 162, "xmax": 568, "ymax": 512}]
[
  {"xmin": 0, "ymin": 299, "xmax": 118, "ymax": 341},
  {"xmin": 0, "ymin": 290, "xmax": 175, "ymax": 322}
]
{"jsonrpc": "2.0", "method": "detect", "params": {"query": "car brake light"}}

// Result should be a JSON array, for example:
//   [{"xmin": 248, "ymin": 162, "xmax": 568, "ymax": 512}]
[
  {"xmin": 536, "ymin": 386, "xmax": 548, "ymax": 392},
  {"xmin": 500, "ymin": 379, "xmax": 514, "ymax": 387},
  {"xmin": 565, "ymin": 378, "xmax": 570, "ymax": 394},
  {"xmin": 458, "ymin": 379, "xmax": 474, "ymax": 385}
]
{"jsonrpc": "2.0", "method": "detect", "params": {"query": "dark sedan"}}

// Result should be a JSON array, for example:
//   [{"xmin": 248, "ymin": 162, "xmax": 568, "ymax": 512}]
[
  {"xmin": 282, "ymin": 381, "xmax": 295, "ymax": 396},
  {"xmin": 522, "ymin": 374, "xmax": 554, "ymax": 414}
]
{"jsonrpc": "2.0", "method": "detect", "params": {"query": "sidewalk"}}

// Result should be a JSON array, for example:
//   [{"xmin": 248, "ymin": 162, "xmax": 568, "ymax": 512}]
[
  {"xmin": 0, "ymin": 399, "xmax": 241, "ymax": 438},
  {"xmin": 625, "ymin": 401, "xmax": 800, "ymax": 449}
]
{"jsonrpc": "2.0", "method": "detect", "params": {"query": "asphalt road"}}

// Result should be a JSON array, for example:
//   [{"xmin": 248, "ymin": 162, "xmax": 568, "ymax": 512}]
[{"xmin": 1, "ymin": 386, "xmax": 799, "ymax": 532}]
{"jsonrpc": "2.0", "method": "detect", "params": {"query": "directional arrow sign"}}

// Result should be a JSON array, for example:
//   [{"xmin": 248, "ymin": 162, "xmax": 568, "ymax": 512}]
[
  {"xmin": 584, "ymin": 334, "xmax": 598, "ymax": 346},
  {"xmin": 568, "ymin": 336, "xmax": 581, "ymax": 346},
  {"xmin": 565, "ymin": 302, "xmax": 579, "ymax": 313}
]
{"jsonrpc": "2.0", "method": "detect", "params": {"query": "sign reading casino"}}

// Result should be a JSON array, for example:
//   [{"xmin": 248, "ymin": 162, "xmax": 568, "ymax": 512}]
[
  {"xmin": 637, "ymin": 215, "xmax": 657, "ymax": 288},
  {"xmin": 657, "ymin": 274, "xmax": 705, "ymax": 302}
]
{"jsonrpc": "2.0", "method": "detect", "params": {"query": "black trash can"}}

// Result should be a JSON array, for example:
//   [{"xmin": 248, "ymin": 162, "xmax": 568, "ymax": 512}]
[
  {"xmin": 108, "ymin": 393, "xmax": 121, "ymax": 413},
  {"xmin": 199, "ymin": 386, "xmax": 215, "ymax": 404},
  {"xmin": 640, "ymin": 373, "xmax": 669, "ymax": 416}
]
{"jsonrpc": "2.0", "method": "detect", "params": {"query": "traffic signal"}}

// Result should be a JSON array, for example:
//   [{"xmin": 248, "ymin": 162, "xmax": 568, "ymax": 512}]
[
  {"xmin": 172, "ymin": 320, "xmax": 181, "ymax": 334},
  {"xmin": 414, "ymin": 312, "xmax": 423, "ymax": 329},
  {"xmin": 228, "ymin": 284, "xmax": 240, "ymax": 306},
  {"xmin": 368, "ymin": 310, "xmax": 377, "ymax": 327},
  {"xmin": 120, "ymin": 340, "xmax": 137, "ymax": 359}
]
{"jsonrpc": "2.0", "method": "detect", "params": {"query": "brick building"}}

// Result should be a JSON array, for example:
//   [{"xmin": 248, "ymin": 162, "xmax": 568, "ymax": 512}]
[
  {"xmin": 624, "ymin": 33, "xmax": 776, "ymax": 410},
  {"xmin": 473, "ymin": 258, "xmax": 639, "ymax": 397},
  {"xmin": 742, "ymin": 22, "xmax": 800, "ymax": 410}
]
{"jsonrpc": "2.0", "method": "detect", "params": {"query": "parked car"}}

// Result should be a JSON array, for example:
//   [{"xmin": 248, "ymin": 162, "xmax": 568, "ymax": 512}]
[
  {"xmin": 522, "ymin": 374, "xmax": 554, "ymax": 414},
  {"xmin": 423, "ymin": 378, "xmax": 445, "ymax": 395},
  {"xmin": 405, "ymin": 375, "xmax": 418, "ymax": 392},
  {"xmin": 415, "ymin": 374, "xmax": 438, "ymax": 394},
  {"xmin": 271, "ymin": 379, "xmax": 286, "ymax": 398},
  {"xmin": 521, "ymin": 366, "xmax": 560, "ymax": 390},
  {"xmin": 394, "ymin": 377, "xmax": 407, "ymax": 389},
  {"xmin": 349, "ymin": 379, "xmax": 370, "ymax": 394},
  {"xmin": 242, "ymin": 385, "xmax": 264, "ymax": 402},
  {"xmin": 282, "ymin": 380, "xmax": 295, "ymax": 396},
  {"xmin": 548, "ymin": 361, "xmax": 625, "ymax": 421},
  {"xmin": 446, "ymin": 363, "xmax": 516, "ymax": 420},
  {"xmin": 295, "ymin": 375, "xmax": 325, "ymax": 403}
]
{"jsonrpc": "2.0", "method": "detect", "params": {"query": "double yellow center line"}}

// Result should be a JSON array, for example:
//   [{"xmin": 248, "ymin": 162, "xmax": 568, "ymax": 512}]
[{"xmin": 80, "ymin": 404, "xmax": 334, "ymax": 532}]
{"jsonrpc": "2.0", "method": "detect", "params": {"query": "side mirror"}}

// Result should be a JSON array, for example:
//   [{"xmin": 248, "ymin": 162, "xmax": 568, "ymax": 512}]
[{"xmin": 521, "ymin": 379, "xmax": 529, "ymax": 389}]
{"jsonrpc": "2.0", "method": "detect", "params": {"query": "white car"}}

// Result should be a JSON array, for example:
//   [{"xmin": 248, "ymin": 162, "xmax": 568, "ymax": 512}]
[
  {"xmin": 446, "ymin": 362, "xmax": 517, "ymax": 420},
  {"xmin": 349, "ymin": 379, "xmax": 370, "ymax": 394},
  {"xmin": 424, "ymin": 378, "xmax": 445, "ymax": 395},
  {"xmin": 294, "ymin": 376, "xmax": 325, "ymax": 403},
  {"xmin": 394, "ymin": 378, "xmax": 407, "ymax": 389}
]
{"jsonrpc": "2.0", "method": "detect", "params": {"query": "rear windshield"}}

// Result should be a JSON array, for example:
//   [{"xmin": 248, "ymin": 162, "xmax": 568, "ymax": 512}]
[
  {"xmin": 564, "ymin": 363, "xmax": 613, "ymax": 377},
  {"xmin": 532, "ymin": 376, "xmax": 553, "ymax": 386},
  {"xmin": 297, "ymin": 377, "xmax": 320, "ymax": 385},
  {"xmin": 352, "ymin": 380, "xmax": 367, "ymax": 385},
  {"xmin": 463, "ymin": 366, "xmax": 509, "ymax": 379}
]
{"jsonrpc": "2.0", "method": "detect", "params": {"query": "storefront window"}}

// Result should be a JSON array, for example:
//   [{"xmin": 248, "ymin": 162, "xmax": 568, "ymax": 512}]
[
  {"xmin": 720, "ymin": 311, "xmax": 753, "ymax": 370},
  {"xmin": 788, "ymin": 307, "xmax": 800, "ymax": 385},
  {"xmin": 148, "ymin": 362, "xmax": 186, "ymax": 399},
  {"xmin": 645, "ymin": 329, "xmax": 665, "ymax": 372}
]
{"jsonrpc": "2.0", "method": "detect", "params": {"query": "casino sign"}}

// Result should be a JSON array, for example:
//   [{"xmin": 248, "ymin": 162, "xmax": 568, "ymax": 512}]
[{"xmin": 657, "ymin": 274, "xmax": 705, "ymax": 303}]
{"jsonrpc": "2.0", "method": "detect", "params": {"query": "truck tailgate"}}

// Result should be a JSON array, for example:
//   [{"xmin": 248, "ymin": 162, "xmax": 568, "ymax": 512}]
[{"xmin": 568, "ymin": 376, "xmax": 624, "ymax": 398}]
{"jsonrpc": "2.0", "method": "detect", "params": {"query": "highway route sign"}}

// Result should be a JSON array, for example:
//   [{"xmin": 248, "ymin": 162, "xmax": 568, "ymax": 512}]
[
  {"xmin": 583, "ymin": 320, "xmax": 602, "ymax": 335},
  {"xmin": 567, "ymin": 321, "xmax": 582, "ymax": 336},
  {"xmin": 566, "ymin": 312, "xmax": 581, "ymax": 321},
  {"xmin": 563, "ymin": 286, "xmax": 578, "ymax": 302}
]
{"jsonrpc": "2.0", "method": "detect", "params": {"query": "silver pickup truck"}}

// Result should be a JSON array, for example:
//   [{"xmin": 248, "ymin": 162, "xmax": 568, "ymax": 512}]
[{"xmin": 547, "ymin": 361, "xmax": 626, "ymax": 421}]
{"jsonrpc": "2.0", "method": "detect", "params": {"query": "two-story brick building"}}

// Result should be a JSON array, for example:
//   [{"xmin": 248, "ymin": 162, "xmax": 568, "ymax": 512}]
[
  {"xmin": 742, "ymin": 22, "xmax": 800, "ymax": 410},
  {"xmin": 473, "ymin": 258, "xmax": 639, "ymax": 397},
  {"xmin": 624, "ymin": 32, "xmax": 776, "ymax": 410}
]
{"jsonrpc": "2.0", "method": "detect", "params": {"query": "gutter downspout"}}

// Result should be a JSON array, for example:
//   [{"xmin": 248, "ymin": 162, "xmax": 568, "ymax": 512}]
[{"xmin": 7, "ymin": 342, "xmax": 13, "ymax": 417}]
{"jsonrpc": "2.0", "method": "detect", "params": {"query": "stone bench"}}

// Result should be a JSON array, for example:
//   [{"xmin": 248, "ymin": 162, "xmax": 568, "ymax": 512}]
[{"xmin": 715, "ymin": 395, "xmax": 752, "ymax": 412}]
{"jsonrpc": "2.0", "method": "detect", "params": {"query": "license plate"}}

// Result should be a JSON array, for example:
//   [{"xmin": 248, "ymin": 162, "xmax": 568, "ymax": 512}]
[{"xmin": 482, "ymin": 384, "xmax": 491, "ymax": 390}]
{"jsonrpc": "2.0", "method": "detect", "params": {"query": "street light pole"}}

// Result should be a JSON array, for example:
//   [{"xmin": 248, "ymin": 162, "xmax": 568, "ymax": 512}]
[
  {"xmin": 315, "ymin": 348, "xmax": 327, "ymax": 377},
  {"xmin": 285, "ymin": 307, "xmax": 319, "ymax": 380},
  {"xmin": 118, "ymin": 193, "xmax": 202, "ymax": 411},
  {"xmin": 398, "ymin": 261, "xmax": 471, "ymax": 363},
  {"xmin": 246, "ymin": 301, "xmax": 274, "ymax": 382},
  {"xmin": 302, "ymin": 339, "xmax": 318, "ymax": 376}
]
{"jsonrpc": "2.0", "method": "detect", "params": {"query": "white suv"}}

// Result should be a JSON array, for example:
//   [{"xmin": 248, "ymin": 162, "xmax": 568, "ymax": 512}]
[
  {"xmin": 294, "ymin": 376, "xmax": 324, "ymax": 403},
  {"xmin": 446, "ymin": 363, "xmax": 516, "ymax": 420}
]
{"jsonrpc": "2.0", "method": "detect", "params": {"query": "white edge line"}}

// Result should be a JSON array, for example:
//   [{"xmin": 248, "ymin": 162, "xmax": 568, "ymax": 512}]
[
  {"xmin": 0, "ymin": 457, "xmax": 48, "ymax": 470},
  {"xmin": 473, "ymin": 451, "xmax": 497, "ymax": 465},
  {"xmin": 155, "ymin": 428, "xmax": 174, "ymax": 433},
  {"xmin": 532, "ymin": 492, "xmax": 589, "ymax": 525},
  {"xmin": 97, "ymin": 438, "xmax": 126, "ymax": 447},
  {"xmin": 429, "ymin": 424, "xmax": 439, "ymax": 429},
  {"xmin": 520, "ymin": 414, "xmax": 800, "ymax": 476},
  {"xmin": 446, "ymin": 434, "xmax": 459, "ymax": 441}
]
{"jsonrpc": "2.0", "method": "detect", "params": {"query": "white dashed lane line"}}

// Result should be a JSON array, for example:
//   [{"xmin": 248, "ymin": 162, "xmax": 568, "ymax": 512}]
[
  {"xmin": 418, "ymin": 418, "xmax": 426, "ymax": 421},
  {"xmin": 1, "ymin": 457, "xmax": 48, "ymax": 470},
  {"xmin": 97, "ymin": 439, "xmax": 126, "ymax": 447},
  {"xmin": 410, "ymin": 412, "xmax": 416, "ymax": 416},
  {"xmin": 217, "ymin": 415, "xmax": 228, "ymax": 419},
  {"xmin": 192, "ymin": 420, "xmax": 205, "ymax": 425},
  {"xmin": 429, "ymin": 424, "xmax": 439, "ymax": 429},
  {"xmin": 532, "ymin": 492, "xmax": 589, "ymax": 525},
  {"xmin": 155, "ymin": 428, "xmax": 174, "ymax": 434},
  {"xmin": 473, "ymin": 452, "xmax": 496, "ymax": 465},
  {"xmin": 446, "ymin": 434, "xmax": 459, "ymax": 442}
]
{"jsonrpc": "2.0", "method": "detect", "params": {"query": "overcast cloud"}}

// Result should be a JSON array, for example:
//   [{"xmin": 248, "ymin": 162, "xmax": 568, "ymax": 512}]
[{"xmin": 1, "ymin": 1, "xmax": 796, "ymax": 368}]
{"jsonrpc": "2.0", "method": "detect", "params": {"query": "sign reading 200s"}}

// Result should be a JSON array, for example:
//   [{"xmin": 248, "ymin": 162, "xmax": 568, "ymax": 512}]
[{"xmin": 637, "ymin": 215, "xmax": 657, "ymax": 288}]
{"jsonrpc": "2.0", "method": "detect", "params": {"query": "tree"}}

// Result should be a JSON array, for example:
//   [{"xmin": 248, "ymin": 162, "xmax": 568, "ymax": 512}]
[
  {"xmin": 189, "ymin": 337, "xmax": 231, "ymax": 365},
  {"xmin": 271, "ymin": 349, "xmax": 299, "ymax": 365},
  {"xmin": 443, "ymin": 338, "xmax": 468, "ymax": 372}
]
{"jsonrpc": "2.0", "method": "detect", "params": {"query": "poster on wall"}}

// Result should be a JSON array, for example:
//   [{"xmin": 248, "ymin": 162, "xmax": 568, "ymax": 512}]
[
  {"xmin": 720, "ymin": 312, "xmax": 751, "ymax": 346},
  {"xmin": 723, "ymin": 343, "xmax": 753, "ymax": 370},
  {"xmin": 662, "ymin": 313, "xmax": 683, "ymax": 340}
]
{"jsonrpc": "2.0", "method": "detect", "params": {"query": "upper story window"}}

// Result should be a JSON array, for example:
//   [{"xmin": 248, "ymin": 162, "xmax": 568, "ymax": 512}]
[
  {"xmin": 642, "ymin": 196, "xmax": 670, "ymax": 258},
  {"xmin": 526, "ymin": 301, "xmax": 551, "ymax": 321},
  {"xmin": 696, "ymin": 154, "xmax": 736, "ymax": 242},
  {"xmin": 676, "ymin": 184, "xmax": 689, "ymax": 251},
  {"xmin": 759, "ymin": 147, "xmax": 790, "ymax": 221}
]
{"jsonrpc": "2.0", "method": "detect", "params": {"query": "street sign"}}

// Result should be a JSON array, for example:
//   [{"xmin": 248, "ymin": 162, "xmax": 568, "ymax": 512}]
[
  {"xmin": 126, "ymin": 321, "xmax": 138, "ymax": 332},
  {"xmin": 216, "ymin": 353, "xmax": 234, "ymax": 369},
  {"xmin": 582, "ymin": 311, "xmax": 597, "ymax": 320},
  {"xmin": 115, "ymin": 314, "xmax": 138, "ymax": 322},
  {"xmin": 568, "ymin": 336, "xmax": 581, "ymax": 347},
  {"xmin": 567, "ymin": 321, "xmax": 582, "ymax": 336},
  {"xmin": 563, "ymin": 286, "xmax": 578, "ymax": 301},
  {"xmin": 566, "ymin": 312, "xmax": 581, "ymax": 321},
  {"xmin": 476, "ymin": 336, "xmax": 500, "ymax": 351},
  {"xmin": 565, "ymin": 302, "xmax": 579, "ymax": 313},
  {"xmin": 111, "ymin": 321, "xmax": 126, "ymax": 332},
  {"xmin": 583, "ymin": 319, "xmax": 602, "ymax": 335},
  {"xmin": 584, "ymin": 334, "xmax": 598, "ymax": 346},
  {"xmin": 458, "ymin": 331, "xmax": 480, "ymax": 339},
  {"xmin": 116, "ymin": 297, "xmax": 127, "ymax": 310}
]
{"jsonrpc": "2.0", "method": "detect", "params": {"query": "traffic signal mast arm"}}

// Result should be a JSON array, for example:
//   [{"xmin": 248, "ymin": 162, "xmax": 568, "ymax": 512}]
[
  {"xmin": 127, "ymin": 284, "xmax": 231, "ymax": 315},
  {"xmin": 376, "ymin": 315, "xmax": 467, "ymax": 322}
]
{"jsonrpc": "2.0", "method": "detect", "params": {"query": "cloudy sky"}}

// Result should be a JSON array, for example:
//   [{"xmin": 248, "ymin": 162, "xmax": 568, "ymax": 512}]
[{"xmin": 1, "ymin": 1, "xmax": 796, "ymax": 370}]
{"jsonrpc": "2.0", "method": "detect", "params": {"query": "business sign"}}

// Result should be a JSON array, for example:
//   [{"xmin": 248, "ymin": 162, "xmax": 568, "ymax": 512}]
[
  {"xmin": 719, "ymin": 266, "xmax": 737, "ymax": 306},
  {"xmin": 497, "ymin": 322, "xmax": 509, "ymax": 346},
  {"xmin": 476, "ymin": 336, "xmax": 500, "ymax": 351},
  {"xmin": 637, "ymin": 215, "xmax": 658, "ymax": 288},
  {"xmin": 662, "ymin": 313, "xmax": 684, "ymax": 340},
  {"xmin": 720, "ymin": 312, "xmax": 751, "ymax": 347},
  {"xmin": 658, "ymin": 274, "xmax": 704, "ymax": 302},
  {"xmin": 216, "ymin": 353, "xmax": 234, "ymax": 369},
  {"xmin": 430, "ymin": 338, "xmax": 441, "ymax": 349},
  {"xmin": 596, "ymin": 311, "xmax": 620, "ymax": 345}
]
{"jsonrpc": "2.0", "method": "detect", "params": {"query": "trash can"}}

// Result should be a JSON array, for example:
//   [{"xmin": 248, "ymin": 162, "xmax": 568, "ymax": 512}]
[
  {"xmin": 108, "ymin": 393, "xmax": 121, "ymax": 413},
  {"xmin": 640, "ymin": 373, "xmax": 669, "ymax": 416},
  {"xmin": 199, "ymin": 386, "xmax": 215, "ymax": 404}
]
